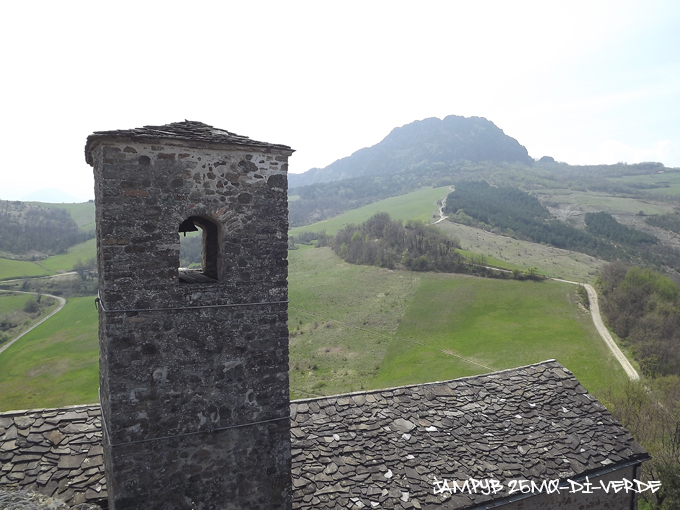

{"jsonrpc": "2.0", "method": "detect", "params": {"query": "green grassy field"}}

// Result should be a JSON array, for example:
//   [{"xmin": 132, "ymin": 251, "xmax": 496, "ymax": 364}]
[
  {"xmin": 0, "ymin": 238, "xmax": 96, "ymax": 281},
  {"xmin": 0, "ymin": 259, "xmax": 50, "ymax": 280},
  {"xmin": 0, "ymin": 293, "xmax": 33, "ymax": 314},
  {"xmin": 455, "ymin": 248, "xmax": 527, "ymax": 272},
  {"xmin": 0, "ymin": 292, "xmax": 61, "ymax": 349},
  {"xmin": 28, "ymin": 201, "xmax": 96, "ymax": 230},
  {"xmin": 437, "ymin": 221, "xmax": 604, "ymax": 282},
  {"xmin": 373, "ymin": 274, "xmax": 628, "ymax": 398},
  {"xmin": 289, "ymin": 186, "xmax": 449, "ymax": 236},
  {"xmin": 532, "ymin": 189, "xmax": 673, "ymax": 216},
  {"xmin": 0, "ymin": 244, "xmax": 629, "ymax": 410},
  {"xmin": 0, "ymin": 297, "xmax": 99, "ymax": 411},
  {"xmin": 288, "ymin": 245, "xmax": 422, "ymax": 398},
  {"xmin": 37, "ymin": 238, "xmax": 96, "ymax": 272},
  {"xmin": 289, "ymin": 246, "xmax": 627, "ymax": 401},
  {"xmin": 605, "ymin": 171, "xmax": 680, "ymax": 196}
]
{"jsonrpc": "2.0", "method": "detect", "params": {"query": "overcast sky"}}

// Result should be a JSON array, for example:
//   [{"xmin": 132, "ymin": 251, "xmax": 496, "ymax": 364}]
[{"xmin": 1, "ymin": 1, "xmax": 679, "ymax": 202}]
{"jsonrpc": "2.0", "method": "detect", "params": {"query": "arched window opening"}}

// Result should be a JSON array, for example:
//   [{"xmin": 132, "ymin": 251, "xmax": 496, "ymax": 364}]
[{"xmin": 178, "ymin": 216, "xmax": 219, "ymax": 283}]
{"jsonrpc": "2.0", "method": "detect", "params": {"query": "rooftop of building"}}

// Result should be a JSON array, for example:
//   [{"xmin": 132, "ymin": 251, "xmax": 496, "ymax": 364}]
[
  {"xmin": 0, "ymin": 360, "xmax": 649, "ymax": 509},
  {"xmin": 85, "ymin": 120, "xmax": 293, "ymax": 164}
]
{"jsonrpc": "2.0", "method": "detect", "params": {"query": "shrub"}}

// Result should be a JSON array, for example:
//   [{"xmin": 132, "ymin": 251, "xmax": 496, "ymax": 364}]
[{"xmin": 23, "ymin": 298, "xmax": 39, "ymax": 313}]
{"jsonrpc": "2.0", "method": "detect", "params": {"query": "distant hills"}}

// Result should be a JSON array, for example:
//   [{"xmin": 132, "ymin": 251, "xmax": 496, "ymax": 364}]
[
  {"xmin": 289, "ymin": 115, "xmax": 533, "ymax": 188},
  {"xmin": 20, "ymin": 188, "xmax": 83, "ymax": 203},
  {"xmin": 0, "ymin": 200, "xmax": 93, "ymax": 258}
]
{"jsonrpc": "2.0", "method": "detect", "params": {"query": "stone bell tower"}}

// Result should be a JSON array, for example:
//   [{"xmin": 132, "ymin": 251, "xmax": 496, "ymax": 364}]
[{"xmin": 85, "ymin": 121, "xmax": 293, "ymax": 509}]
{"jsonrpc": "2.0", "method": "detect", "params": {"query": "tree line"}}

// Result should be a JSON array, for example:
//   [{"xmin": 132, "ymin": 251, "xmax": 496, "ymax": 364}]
[
  {"xmin": 646, "ymin": 212, "xmax": 680, "ymax": 236},
  {"xmin": 288, "ymin": 161, "xmax": 680, "ymax": 229},
  {"xmin": 598, "ymin": 262, "xmax": 680, "ymax": 508},
  {"xmin": 444, "ymin": 181, "xmax": 680, "ymax": 268},
  {"xmin": 0, "ymin": 200, "xmax": 93, "ymax": 256},
  {"xmin": 318, "ymin": 212, "xmax": 539, "ymax": 280}
]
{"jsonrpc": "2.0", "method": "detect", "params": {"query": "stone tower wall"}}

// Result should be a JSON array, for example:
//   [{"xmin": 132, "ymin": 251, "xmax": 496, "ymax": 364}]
[{"xmin": 91, "ymin": 137, "xmax": 291, "ymax": 509}]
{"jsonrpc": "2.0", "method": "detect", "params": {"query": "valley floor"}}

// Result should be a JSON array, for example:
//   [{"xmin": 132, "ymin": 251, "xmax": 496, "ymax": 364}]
[{"xmin": 0, "ymin": 244, "xmax": 632, "ymax": 411}]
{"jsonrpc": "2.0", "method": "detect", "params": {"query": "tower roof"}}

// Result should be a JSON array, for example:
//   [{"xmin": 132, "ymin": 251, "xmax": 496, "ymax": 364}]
[{"xmin": 85, "ymin": 120, "xmax": 293, "ymax": 165}]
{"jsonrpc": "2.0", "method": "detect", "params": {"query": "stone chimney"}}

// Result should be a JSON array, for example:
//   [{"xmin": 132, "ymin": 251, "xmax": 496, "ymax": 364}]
[{"xmin": 85, "ymin": 121, "xmax": 293, "ymax": 509}]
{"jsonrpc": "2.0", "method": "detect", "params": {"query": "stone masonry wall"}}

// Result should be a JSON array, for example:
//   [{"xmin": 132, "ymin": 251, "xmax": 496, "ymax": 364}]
[{"xmin": 91, "ymin": 138, "xmax": 291, "ymax": 510}]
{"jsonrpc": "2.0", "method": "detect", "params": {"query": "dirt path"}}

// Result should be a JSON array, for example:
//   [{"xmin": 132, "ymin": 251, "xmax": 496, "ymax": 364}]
[
  {"xmin": 552, "ymin": 279, "xmax": 639, "ymax": 380},
  {"xmin": 433, "ymin": 186, "xmax": 455, "ymax": 224},
  {"xmin": 470, "ymin": 266, "xmax": 639, "ymax": 381},
  {"xmin": 436, "ymin": 191, "xmax": 637, "ymax": 380},
  {"xmin": 0, "ymin": 290, "xmax": 66, "ymax": 356}
]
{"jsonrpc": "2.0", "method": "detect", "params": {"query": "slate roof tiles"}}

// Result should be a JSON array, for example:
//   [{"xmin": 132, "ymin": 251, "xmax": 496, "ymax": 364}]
[
  {"xmin": 0, "ymin": 360, "xmax": 649, "ymax": 509},
  {"xmin": 289, "ymin": 360, "xmax": 649, "ymax": 509},
  {"xmin": 0, "ymin": 405, "xmax": 106, "ymax": 507},
  {"xmin": 85, "ymin": 120, "xmax": 293, "ymax": 164}
]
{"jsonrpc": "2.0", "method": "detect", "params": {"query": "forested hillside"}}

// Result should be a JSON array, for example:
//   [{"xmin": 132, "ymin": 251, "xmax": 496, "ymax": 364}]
[
  {"xmin": 0, "ymin": 200, "xmax": 93, "ymax": 256},
  {"xmin": 444, "ymin": 181, "xmax": 680, "ymax": 269},
  {"xmin": 598, "ymin": 262, "xmax": 680, "ymax": 508},
  {"xmin": 289, "ymin": 159, "xmax": 679, "ymax": 228},
  {"xmin": 599, "ymin": 263, "xmax": 680, "ymax": 377},
  {"xmin": 646, "ymin": 212, "xmax": 680, "ymax": 235}
]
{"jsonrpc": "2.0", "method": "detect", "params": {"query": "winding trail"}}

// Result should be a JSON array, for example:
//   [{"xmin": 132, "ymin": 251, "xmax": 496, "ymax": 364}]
[
  {"xmin": 433, "ymin": 186, "xmax": 455, "ymax": 224},
  {"xmin": 0, "ymin": 290, "xmax": 66, "ymax": 356},
  {"xmin": 434, "ymin": 185, "xmax": 639, "ymax": 381},
  {"xmin": 552, "ymin": 279, "xmax": 639, "ymax": 381}
]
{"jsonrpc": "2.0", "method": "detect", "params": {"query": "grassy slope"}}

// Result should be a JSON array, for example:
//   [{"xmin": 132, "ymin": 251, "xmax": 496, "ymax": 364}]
[
  {"xmin": 436, "ymin": 221, "xmax": 604, "ymax": 282},
  {"xmin": 0, "ymin": 245, "xmax": 627, "ymax": 409},
  {"xmin": 289, "ymin": 246, "xmax": 626, "ymax": 401},
  {"xmin": 605, "ymin": 171, "xmax": 680, "ymax": 196},
  {"xmin": 532, "ymin": 189, "xmax": 673, "ymax": 216},
  {"xmin": 0, "ymin": 293, "xmax": 61, "ymax": 349},
  {"xmin": 0, "ymin": 259, "xmax": 50, "ymax": 280},
  {"xmin": 289, "ymin": 186, "xmax": 449, "ymax": 236},
  {"xmin": 0, "ymin": 186, "xmax": 631, "ymax": 409},
  {"xmin": 0, "ymin": 293, "xmax": 33, "ymax": 314},
  {"xmin": 288, "ymin": 245, "xmax": 421, "ymax": 399},
  {"xmin": 0, "ymin": 297, "xmax": 99, "ymax": 411},
  {"xmin": 0, "ymin": 238, "xmax": 97, "ymax": 281},
  {"xmin": 28, "ymin": 202, "xmax": 96, "ymax": 230},
  {"xmin": 37, "ymin": 238, "xmax": 97, "ymax": 272},
  {"xmin": 373, "ymin": 274, "xmax": 628, "ymax": 399}
]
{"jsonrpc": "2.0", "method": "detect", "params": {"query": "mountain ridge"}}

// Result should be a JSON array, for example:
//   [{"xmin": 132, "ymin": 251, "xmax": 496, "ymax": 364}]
[{"xmin": 289, "ymin": 115, "xmax": 532, "ymax": 188}]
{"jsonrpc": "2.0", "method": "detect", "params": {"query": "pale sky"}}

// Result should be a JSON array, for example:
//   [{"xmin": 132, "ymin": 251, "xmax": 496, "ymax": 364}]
[{"xmin": 1, "ymin": 1, "xmax": 679, "ymax": 202}]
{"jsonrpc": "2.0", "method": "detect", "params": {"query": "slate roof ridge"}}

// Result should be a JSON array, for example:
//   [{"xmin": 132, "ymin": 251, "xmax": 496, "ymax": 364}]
[
  {"xmin": 85, "ymin": 120, "xmax": 293, "ymax": 164},
  {"xmin": 292, "ymin": 358, "xmax": 561, "ymax": 404}
]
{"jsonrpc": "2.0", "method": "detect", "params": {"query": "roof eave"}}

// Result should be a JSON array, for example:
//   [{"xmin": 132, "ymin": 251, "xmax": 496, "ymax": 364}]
[{"xmin": 84, "ymin": 133, "xmax": 294, "ymax": 166}]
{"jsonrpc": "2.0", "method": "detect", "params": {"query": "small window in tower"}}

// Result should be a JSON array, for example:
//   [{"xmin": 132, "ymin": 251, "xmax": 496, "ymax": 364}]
[{"xmin": 178, "ymin": 216, "xmax": 219, "ymax": 283}]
